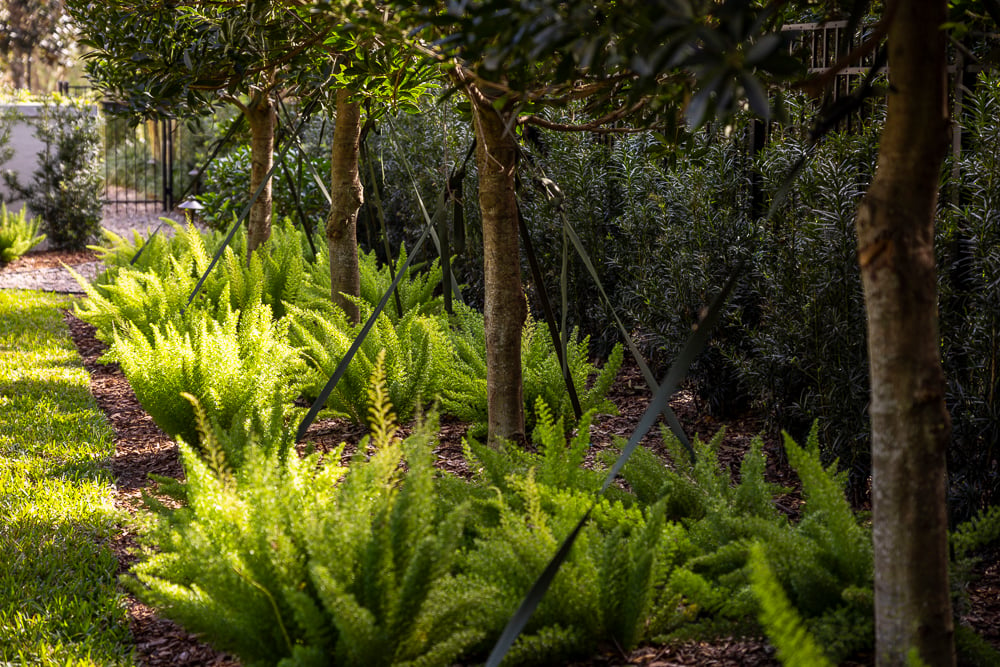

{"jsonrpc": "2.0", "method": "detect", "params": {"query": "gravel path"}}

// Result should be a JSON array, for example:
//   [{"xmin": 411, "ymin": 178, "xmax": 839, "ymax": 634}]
[{"xmin": 0, "ymin": 205, "xmax": 186, "ymax": 294}]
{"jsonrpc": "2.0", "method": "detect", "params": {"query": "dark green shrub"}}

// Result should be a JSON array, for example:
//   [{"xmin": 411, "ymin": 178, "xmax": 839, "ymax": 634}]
[
  {"xmin": 741, "ymin": 128, "xmax": 877, "ymax": 496},
  {"xmin": 2, "ymin": 94, "xmax": 103, "ymax": 250},
  {"xmin": 195, "ymin": 144, "xmax": 331, "ymax": 233},
  {"xmin": 938, "ymin": 74, "xmax": 1000, "ymax": 519}
]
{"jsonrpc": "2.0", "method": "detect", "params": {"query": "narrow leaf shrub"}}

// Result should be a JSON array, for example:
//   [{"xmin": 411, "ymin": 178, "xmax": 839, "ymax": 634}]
[
  {"xmin": 744, "ymin": 129, "xmax": 876, "ymax": 496},
  {"xmin": 0, "ymin": 202, "xmax": 45, "ymax": 263},
  {"xmin": 132, "ymin": 360, "xmax": 484, "ymax": 667},
  {"xmin": 938, "ymin": 73, "xmax": 1000, "ymax": 518},
  {"xmin": 108, "ymin": 303, "xmax": 301, "ymax": 448}
]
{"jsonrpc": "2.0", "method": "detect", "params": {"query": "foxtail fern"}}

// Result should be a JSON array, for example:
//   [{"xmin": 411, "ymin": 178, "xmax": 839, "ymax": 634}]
[
  {"xmin": 108, "ymin": 303, "xmax": 301, "ymax": 447},
  {"xmin": 289, "ymin": 301, "xmax": 450, "ymax": 423},
  {"xmin": 299, "ymin": 245, "xmax": 445, "ymax": 321},
  {"xmin": 133, "ymin": 358, "xmax": 485, "ymax": 667},
  {"xmin": 0, "ymin": 203, "xmax": 45, "ymax": 263},
  {"xmin": 440, "ymin": 304, "xmax": 622, "ymax": 434},
  {"xmin": 748, "ymin": 543, "xmax": 835, "ymax": 667}
]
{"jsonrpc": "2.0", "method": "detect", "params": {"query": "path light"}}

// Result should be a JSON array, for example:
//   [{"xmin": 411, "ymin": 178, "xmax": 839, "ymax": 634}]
[{"xmin": 177, "ymin": 198, "xmax": 204, "ymax": 224}]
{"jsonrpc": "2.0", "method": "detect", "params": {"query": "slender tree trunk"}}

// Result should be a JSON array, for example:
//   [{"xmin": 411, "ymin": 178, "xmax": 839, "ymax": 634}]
[
  {"xmin": 856, "ymin": 2, "xmax": 955, "ymax": 665},
  {"xmin": 326, "ymin": 88, "xmax": 363, "ymax": 324},
  {"xmin": 246, "ymin": 96, "xmax": 276, "ymax": 258},
  {"xmin": 9, "ymin": 52, "xmax": 26, "ymax": 90},
  {"xmin": 472, "ymin": 98, "xmax": 526, "ymax": 446}
]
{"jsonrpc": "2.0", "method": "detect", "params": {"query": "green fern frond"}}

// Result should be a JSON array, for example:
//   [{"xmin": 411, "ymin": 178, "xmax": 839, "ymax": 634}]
[
  {"xmin": 782, "ymin": 425, "xmax": 872, "ymax": 585},
  {"xmin": 0, "ymin": 203, "xmax": 45, "ymax": 263},
  {"xmin": 951, "ymin": 503, "xmax": 1000, "ymax": 560},
  {"xmin": 748, "ymin": 543, "xmax": 835, "ymax": 667},
  {"xmin": 180, "ymin": 392, "xmax": 233, "ymax": 487}
]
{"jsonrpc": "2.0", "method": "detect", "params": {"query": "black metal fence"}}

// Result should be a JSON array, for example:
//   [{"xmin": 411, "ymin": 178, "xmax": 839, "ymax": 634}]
[
  {"xmin": 100, "ymin": 101, "xmax": 177, "ymax": 214},
  {"xmin": 58, "ymin": 82, "xmax": 189, "ymax": 214}
]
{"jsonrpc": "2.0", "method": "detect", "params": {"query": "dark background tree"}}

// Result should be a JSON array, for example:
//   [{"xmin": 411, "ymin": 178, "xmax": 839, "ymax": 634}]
[
  {"xmin": 69, "ymin": 0, "xmax": 330, "ymax": 255},
  {"xmin": 0, "ymin": 0, "xmax": 78, "ymax": 90}
]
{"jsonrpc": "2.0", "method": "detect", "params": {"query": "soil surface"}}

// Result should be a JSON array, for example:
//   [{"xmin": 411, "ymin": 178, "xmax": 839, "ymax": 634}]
[{"xmin": 4, "ymin": 245, "xmax": 998, "ymax": 666}]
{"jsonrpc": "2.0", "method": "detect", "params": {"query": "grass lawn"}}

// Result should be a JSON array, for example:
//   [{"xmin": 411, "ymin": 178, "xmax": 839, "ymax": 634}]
[{"xmin": 0, "ymin": 290, "xmax": 132, "ymax": 665}]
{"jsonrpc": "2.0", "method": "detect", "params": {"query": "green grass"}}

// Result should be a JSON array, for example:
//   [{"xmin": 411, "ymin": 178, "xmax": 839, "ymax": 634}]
[{"xmin": 0, "ymin": 290, "xmax": 133, "ymax": 665}]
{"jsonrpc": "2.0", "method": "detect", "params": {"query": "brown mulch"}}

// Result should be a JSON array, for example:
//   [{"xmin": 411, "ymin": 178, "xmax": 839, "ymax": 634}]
[
  {"xmin": 29, "ymin": 246, "xmax": 999, "ymax": 666},
  {"xmin": 2, "ymin": 248, "xmax": 98, "ymax": 270}
]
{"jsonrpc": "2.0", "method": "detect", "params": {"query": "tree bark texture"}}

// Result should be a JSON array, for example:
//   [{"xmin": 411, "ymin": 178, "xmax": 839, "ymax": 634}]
[
  {"xmin": 246, "ymin": 97, "xmax": 276, "ymax": 258},
  {"xmin": 326, "ymin": 88, "xmax": 363, "ymax": 324},
  {"xmin": 472, "ymin": 101, "xmax": 526, "ymax": 446},
  {"xmin": 855, "ymin": 2, "xmax": 955, "ymax": 665}
]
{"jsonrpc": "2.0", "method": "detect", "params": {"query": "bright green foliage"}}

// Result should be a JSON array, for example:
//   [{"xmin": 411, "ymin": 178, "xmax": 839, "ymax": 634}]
[
  {"xmin": 359, "ymin": 245, "xmax": 444, "ymax": 319},
  {"xmin": 451, "ymin": 407, "xmax": 682, "ymax": 661},
  {"xmin": 463, "ymin": 400, "xmax": 611, "ymax": 500},
  {"xmin": 77, "ymin": 220, "xmax": 310, "ymax": 345},
  {"xmin": 289, "ymin": 300, "xmax": 451, "ymax": 423},
  {"xmin": 455, "ymin": 470, "xmax": 677, "ymax": 663},
  {"xmin": 748, "ymin": 543, "xmax": 835, "ymax": 667},
  {"xmin": 133, "ymin": 359, "xmax": 484, "ymax": 667},
  {"xmin": 109, "ymin": 303, "xmax": 301, "ymax": 448},
  {"xmin": 0, "ymin": 290, "xmax": 131, "ymax": 665},
  {"xmin": 0, "ymin": 203, "xmax": 45, "ymax": 263},
  {"xmin": 440, "ymin": 304, "xmax": 622, "ymax": 433},
  {"xmin": 300, "ymin": 245, "xmax": 445, "ymax": 321},
  {"xmin": 73, "ymin": 222, "xmax": 230, "ymax": 344}
]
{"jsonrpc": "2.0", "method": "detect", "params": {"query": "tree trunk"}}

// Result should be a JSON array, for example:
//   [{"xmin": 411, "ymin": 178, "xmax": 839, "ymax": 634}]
[
  {"xmin": 9, "ymin": 52, "xmax": 26, "ymax": 90},
  {"xmin": 855, "ymin": 3, "xmax": 955, "ymax": 665},
  {"xmin": 326, "ymin": 88, "xmax": 363, "ymax": 324},
  {"xmin": 245, "ymin": 96, "xmax": 275, "ymax": 258},
  {"xmin": 472, "ymin": 98, "xmax": 526, "ymax": 446}
]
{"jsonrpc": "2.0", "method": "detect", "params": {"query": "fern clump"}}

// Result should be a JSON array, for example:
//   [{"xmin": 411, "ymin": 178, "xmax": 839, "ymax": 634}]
[
  {"xmin": 455, "ymin": 469, "xmax": 677, "ymax": 664},
  {"xmin": 449, "ymin": 407, "xmax": 684, "ymax": 662},
  {"xmin": 0, "ymin": 203, "xmax": 45, "ymax": 264},
  {"xmin": 748, "ymin": 543, "xmax": 835, "ymax": 667},
  {"xmin": 289, "ymin": 301, "xmax": 451, "ymax": 424},
  {"xmin": 951, "ymin": 503, "xmax": 1000, "ymax": 561},
  {"xmin": 440, "ymin": 304, "xmax": 622, "ymax": 434},
  {"xmin": 133, "ymin": 358, "xmax": 485, "ymax": 666},
  {"xmin": 108, "ymin": 303, "xmax": 302, "ymax": 448},
  {"xmin": 77, "ymin": 219, "xmax": 310, "ymax": 345},
  {"xmin": 609, "ymin": 424, "xmax": 874, "ymax": 662},
  {"xmin": 299, "ymin": 244, "xmax": 445, "ymax": 320}
]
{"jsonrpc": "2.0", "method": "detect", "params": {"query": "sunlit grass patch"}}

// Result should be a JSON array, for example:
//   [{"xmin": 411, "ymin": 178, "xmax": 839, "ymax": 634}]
[{"xmin": 0, "ymin": 290, "xmax": 132, "ymax": 665}]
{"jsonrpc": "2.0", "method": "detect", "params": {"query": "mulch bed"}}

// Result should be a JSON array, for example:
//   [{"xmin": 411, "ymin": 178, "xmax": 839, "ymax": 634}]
[
  {"xmin": 3, "ymin": 248, "xmax": 98, "ymax": 270},
  {"xmin": 18, "ymin": 246, "xmax": 994, "ymax": 666}
]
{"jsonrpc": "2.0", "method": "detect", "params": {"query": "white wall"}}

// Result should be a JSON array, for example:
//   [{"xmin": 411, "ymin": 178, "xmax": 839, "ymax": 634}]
[{"xmin": 0, "ymin": 103, "xmax": 47, "ymax": 215}]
